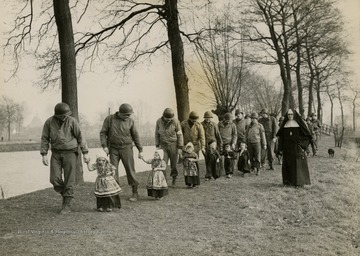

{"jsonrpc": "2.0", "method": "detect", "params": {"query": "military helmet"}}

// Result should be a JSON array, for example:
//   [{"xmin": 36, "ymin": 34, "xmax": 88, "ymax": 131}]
[
  {"xmin": 235, "ymin": 109, "xmax": 243, "ymax": 116},
  {"xmin": 203, "ymin": 111, "xmax": 213, "ymax": 118},
  {"xmin": 163, "ymin": 108, "xmax": 175, "ymax": 118},
  {"xmin": 260, "ymin": 108, "xmax": 268, "ymax": 115},
  {"xmin": 54, "ymin": 103, "xmax": 72, "ymax": 116},
  {"xmin": 189, "ymin": 111, "xmax": 199, "ymax": 120},
  {"xmin": 224, "ymin": 112, "xmax": 233, "ymax": 121},
  {"xmin": 119, "ymin": 103, "xmax": 134, "ymax": 114},
  {"xmin": 250, "ymin": 112, "xmax": 259, "ymax": 119}
]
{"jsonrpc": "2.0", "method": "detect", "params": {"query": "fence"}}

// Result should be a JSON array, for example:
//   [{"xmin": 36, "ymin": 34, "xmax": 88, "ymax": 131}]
[{"xmin": 321, "ymin": 124, "xmax": 335, "ymax": 136}]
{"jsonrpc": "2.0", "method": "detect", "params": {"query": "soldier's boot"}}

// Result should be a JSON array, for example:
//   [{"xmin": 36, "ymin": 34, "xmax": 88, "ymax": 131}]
[
  {"xmin": 268, "ymin": 162, "xmax": 274, "ymax": 170},
  {"xmin": 129, "ymin": 186, "xmax": 138, "ymax": 202},
  {"xmin": 59, "ymin": 196, "xmax": 72, "ymax": 214},
  {"xmin": 171, "ymin": 176, "xmax": 177, "ymax": 187}
]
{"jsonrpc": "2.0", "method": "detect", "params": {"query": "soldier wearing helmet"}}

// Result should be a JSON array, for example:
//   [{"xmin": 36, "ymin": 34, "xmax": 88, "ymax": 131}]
[
  {"xmin": 218, "ymin": 112, "xmax": 237, "ymax": 178},
  {"xmin": 181, "ymin": 111, "xmax": 206, "ymax": 187},
  {"xmin": 40, "ymin": 102, "xmax": 90, "ymax": 214},
  {"xmin": 234, "ymin": 109, "xmax": 247, "ymax": 147},
  {"xmin": 100, "ymin": 103, "xmax": 143, "ymax": 202},
  {"xmin": 201, "ymin": 111, "xmax": 223, "ymax": 180},
  {"xmin": 258, "ymin": 108, "xmax": 279, "ymax": 170},
  {"xmin": 245, "ymin": 112, "xmax": 266, "ymax": 175},
  {"xmin": 155, "ymin": 108, "xmax": 184, "ymax": 186}
]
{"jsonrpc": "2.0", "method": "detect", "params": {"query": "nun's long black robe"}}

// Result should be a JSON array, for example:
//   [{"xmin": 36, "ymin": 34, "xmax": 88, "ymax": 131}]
[{"xmin": 276, "ymin": 111, "xmax": 312, "ymax": 186}]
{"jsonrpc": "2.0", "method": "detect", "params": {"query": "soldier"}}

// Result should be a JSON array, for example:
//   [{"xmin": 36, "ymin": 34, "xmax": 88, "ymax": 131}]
[
  {"xmin": 155, "ymin": 108, "xmax": 184, "ymax": 187},
  {"xmin": 201, "ymin": 111, "xmax": 223, "ymax": 180},
  {"xmin": 234, "ymin": 109, "xmax": 247, "ymax": 147},
  {"xmin": 246, "ymin": 112, "xmax": 266, "ymax": 175},
  {"xmin": 100, "ymin": 103, "xmax": 144, "ymax": 202},
  {"xmin": 181, "ymin": 111, "xmax": 206, "ymax": 185},
  {"xmin": 218, "ymin": 112, "xmax": 237, "ymax": 178},
  {"xmin": 40, "ymin": 102, "xmax": 90, "ymax": 214},
  {"xmin": 258, "ymin": 108, "xmax": 278, "ymax": 170}
]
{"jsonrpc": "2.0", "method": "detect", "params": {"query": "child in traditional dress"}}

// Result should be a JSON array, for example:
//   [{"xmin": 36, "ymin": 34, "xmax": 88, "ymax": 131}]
[
  {"xmin": 183, "ymin": 142, "xmax": 200, "ymax": 188},
  {"xmin": 237, "ymin": 142, "xmax": 251, "ymax": 177},
  {"xmin": 86, "ymin": 156, "xmax": 121, "ymax": 212},
  {"xmin": 223, "ymin": 144, "xmax": 236, "ymax": 178},
  {"xmin": 141, "ymin": 150, "xmax": 168, "ymax": 200}
]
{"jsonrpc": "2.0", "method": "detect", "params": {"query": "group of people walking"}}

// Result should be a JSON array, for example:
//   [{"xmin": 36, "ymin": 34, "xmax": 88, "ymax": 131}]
[{"xmin": 40, "ymin": 102, "xmax": 320, "ymax": 214}]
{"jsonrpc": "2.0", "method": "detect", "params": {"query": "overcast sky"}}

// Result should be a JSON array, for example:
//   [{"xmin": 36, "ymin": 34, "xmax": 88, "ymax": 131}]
[{"xmin": 1, "ymin": 0, "xmax": 359, "ymax": 127}]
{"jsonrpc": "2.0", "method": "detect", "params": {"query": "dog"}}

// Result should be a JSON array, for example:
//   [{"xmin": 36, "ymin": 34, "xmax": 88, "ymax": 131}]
[{"xmin": 328, "ymin": 148, "xmax": 335, "ymax": 157}]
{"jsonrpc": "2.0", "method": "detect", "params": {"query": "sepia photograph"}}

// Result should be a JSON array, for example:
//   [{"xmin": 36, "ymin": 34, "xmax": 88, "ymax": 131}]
[{"xmin": 1, "ymin": 0, "xmax": 360, "ymax": 255}]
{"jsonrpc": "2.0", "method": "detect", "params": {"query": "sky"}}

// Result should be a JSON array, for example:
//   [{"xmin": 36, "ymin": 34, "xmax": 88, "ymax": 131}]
[{"xmin": 0, "ymin": 0, "xmax": 360, "ymax": 128}]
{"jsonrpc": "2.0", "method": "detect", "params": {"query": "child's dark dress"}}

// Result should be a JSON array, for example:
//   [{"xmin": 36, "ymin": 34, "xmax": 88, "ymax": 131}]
[
  {"xmin": 205, "ymin": 148, "xmax": 221, "ymax": 179},
  {"xmin": 237, "ymin": 149, "xmax": 251, "ymax": 174},
  {"xmin": 223, "ymin": 150, "xmax": 236, "ymax": 175},
  {"xmin": 183, "ymin": 152, "xmax": 200, "ymax": 186}
]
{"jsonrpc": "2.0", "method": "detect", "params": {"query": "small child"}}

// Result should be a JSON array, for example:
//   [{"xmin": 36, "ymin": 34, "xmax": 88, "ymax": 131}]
[
  {"xmin": 237, "ymin": 142, "xmax": 251, "ymax": 177},
  {"xmin": 86, "ymin": 156, "xmax": 121, "ymax": 212},
  {"xmin": 223, "ymin": 144, "xmax": 236, "ymax": 178},
  {"xmin": 182, "ymin": 142, "xmax": 200, "ymax": 188},
  {"xmin": 205, "ymin": 140, "xmax": 221, "ymax": 180},
  {"xmin": 141, "ymin": 150, "xmax": 168, "ymax": 200}
]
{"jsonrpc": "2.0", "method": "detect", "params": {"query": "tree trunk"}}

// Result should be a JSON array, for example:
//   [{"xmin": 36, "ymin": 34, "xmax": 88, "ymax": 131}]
[
  {"xmin": 330, "ymin": 98, "xmax": 334, "ymax": 126},
  {"xmin": 7, "ymin": 121, "xmax": 11, "ymax": 141},
  {"xmin": 53, "ymin": 0, "xmax": 84, "ymax": 184},
  {"xmin": 305, "ymin": 40, "xmax": 314, "ymax": 117},
  {"xmin": 292, "ymin": 4, "xmax": 304, "ymax": 116},
  {"xmin": 315, "ymin": 73, "xmax": 322, "ymax": 122},
  {"xmin": 353, "ymin": 103, "xmax": 356, "ymax": 131},
  {"xmin": 165, "ymin": 0, "xmax": 190, "ymax": 121},
  {"xmin": 258, "ymin": 3, "xmax": 290, "ymax": 115}
]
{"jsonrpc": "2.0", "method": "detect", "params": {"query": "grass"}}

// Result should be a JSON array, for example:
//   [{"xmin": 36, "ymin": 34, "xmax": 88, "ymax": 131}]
[{"xmin": 0, "ymin": 135, "xmax": 359, "ymax": 256}]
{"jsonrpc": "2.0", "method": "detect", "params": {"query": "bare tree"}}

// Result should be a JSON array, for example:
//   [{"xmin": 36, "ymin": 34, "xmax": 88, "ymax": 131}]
[
  {"xmin": 5, "ymin": 0, "xmax": 84, "ymax": 182},
  {"xmin": 335, "ymin": 82, "xmax": 348, "ymax": 128},
  {"xmin": 191, "ymin": 3, "xmax": 249, "ymax": 118},
  {"xmin": 246, "ymin": 74, "xmax": 283, "ymax": 116},
  {"xmin": 14, "ymin": 103, "xmax": 25, "ymax": 134},
  {"xmin": 4, "ymin": 0, "xmax": 215, "ymax": 121},
  {"xmin": 0, "ymin": 97, "xmax": 23, "ymax": 141},
  {"xmin": 243, "ymin": 0, "xmax": 349, "ymax": 118},
  {"xmin": 73, "ymin": 0, "xmax": 204, "ymax": 121},
  {"xmin": 53, "ymin": 0, "xmax": 80, "ymax": 120},
  {"xmin": 299, "ymin": 0, "xmax": 348, "ymax": 120},
  {"xmin": 325, "ymin": 81, "xmax": 337, "ymax": 126},
  {"xmin": 243, "ymin": 0, "xmax": 296, "ymax": 115},
  {"xmin": 349, "ymin": 84, "xmax": 360, "ymax": 131}
]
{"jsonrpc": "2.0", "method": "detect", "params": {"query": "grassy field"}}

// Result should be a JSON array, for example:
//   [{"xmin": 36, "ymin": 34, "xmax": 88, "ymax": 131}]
[{"xmin": 0, "ymin": 135, "xmax": 359, "ymax": 256}]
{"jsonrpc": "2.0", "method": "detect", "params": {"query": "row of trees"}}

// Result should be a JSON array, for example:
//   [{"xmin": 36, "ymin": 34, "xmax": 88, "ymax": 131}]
[
  {"xmin": 0, "ymin": 97, "xmax": 25, "ymax": 141},
  {"xmin": 4, "ymin": 0, "xmax": 358, "ymax": 124},
  {"xmin": 242, "ymin": 0, "xmax": 358, "ymax": 124},
  {"xmin": 189, "ymin": 0, "xmax": 359, "ymax": 127}
]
